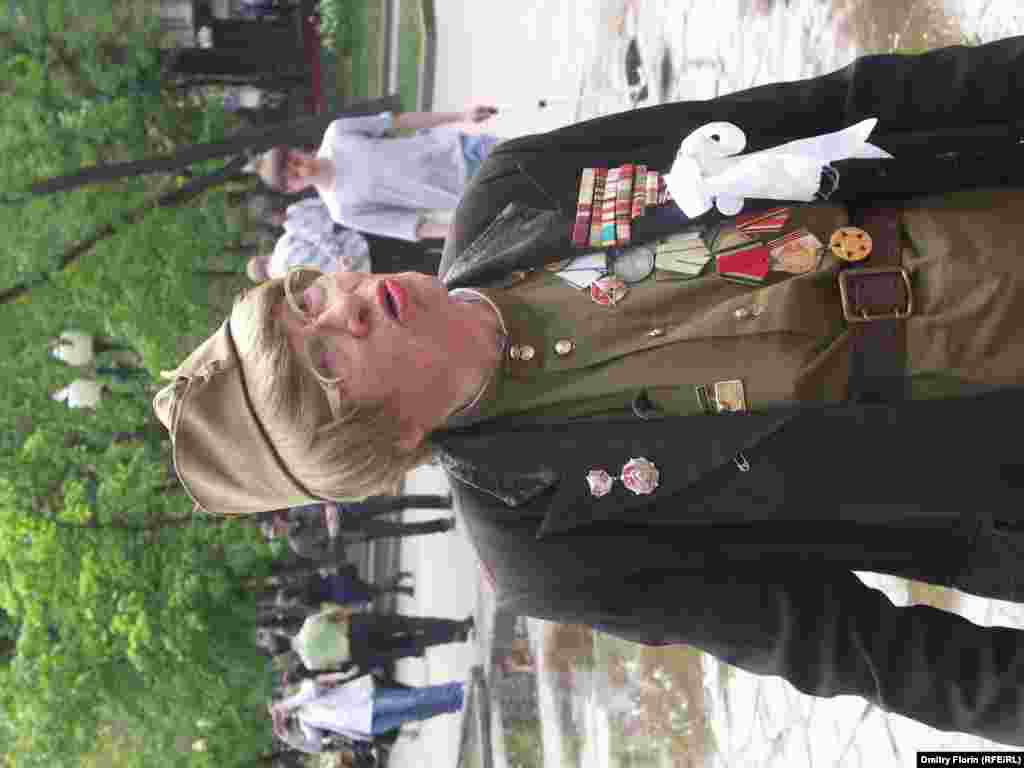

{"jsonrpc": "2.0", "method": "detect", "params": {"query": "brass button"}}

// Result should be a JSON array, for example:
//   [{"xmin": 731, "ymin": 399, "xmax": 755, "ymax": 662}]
[
  {"xmin": 509, "ymin": 344, "xmax": 535, "ymax": 361},
  {"xmin": 647, "ymin": 328, "xmax": 665, "ymax": 338},
  {"xmin": 734, "ymin": 307, "xmax": 751, "ymax": 319},
  {"xmin": 750, "ymin": 306, "xmax": 764, "ymax": 318},
  {"xmin": 554, "ymin": 339, "xmax": 574, "ymax": 356}
]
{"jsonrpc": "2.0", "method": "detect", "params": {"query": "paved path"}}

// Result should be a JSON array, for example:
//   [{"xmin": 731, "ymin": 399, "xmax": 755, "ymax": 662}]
[{"xmin": 386, "ymin": 463, "xmax": 495, "ymax": 768}]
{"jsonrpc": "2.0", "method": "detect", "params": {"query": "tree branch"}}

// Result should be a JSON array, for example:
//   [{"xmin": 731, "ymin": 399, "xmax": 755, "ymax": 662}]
[
  {"xmin": 0, "ymin": 156, "xmax": 250, "ymax": 304},
  {"xmin": 11, "ymin": 96, "xmax": 400, "ymax": 201}
]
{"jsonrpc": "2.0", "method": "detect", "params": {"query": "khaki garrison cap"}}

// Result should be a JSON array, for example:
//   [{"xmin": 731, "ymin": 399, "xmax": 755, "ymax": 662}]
[{"xmin": 153, "ymin": 318, "xmax": 323, "ymax": 516}]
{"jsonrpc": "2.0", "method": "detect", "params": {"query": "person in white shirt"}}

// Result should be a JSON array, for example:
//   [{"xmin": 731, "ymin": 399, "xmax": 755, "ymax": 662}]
[
  {"xmin": 269, "ymin": 672, "xmax": 464, "ymax": 753},
  {"xmin": 51, "ymin": 378, "xmax": 106, "ymax": 409},
  {"xmin": 246, "ymin": 198, "xmax": 371, "ymax": 282},
  {"xmin": 253, "ymin": 107, "xmax": 499, "ymax": 242}
]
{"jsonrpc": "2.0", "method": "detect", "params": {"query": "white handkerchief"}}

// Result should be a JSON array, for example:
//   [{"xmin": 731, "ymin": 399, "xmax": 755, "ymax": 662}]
[{"xmin": 665, "ymin": 118, "xmax": 894, "ymax": 218}]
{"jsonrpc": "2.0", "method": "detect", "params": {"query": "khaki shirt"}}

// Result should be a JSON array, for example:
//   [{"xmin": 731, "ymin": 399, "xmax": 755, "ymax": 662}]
[
  {"xmin": 469, "ymin": 204, "xmax": 851, "ymax": 425},
  {"xmin": 463, "ymin": 192, "xmax": 1019, "ymax": 427}
]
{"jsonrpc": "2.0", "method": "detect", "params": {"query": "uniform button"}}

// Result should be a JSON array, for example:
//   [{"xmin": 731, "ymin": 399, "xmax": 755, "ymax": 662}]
[
  {"xmin": 750, "ymin": 306, "xmax": 764, "ymax": 318},
  {"xmin": 647, "ymin": 328, "xmax": 665, "ymax": 338},
  {"xmin": 509, "ymin": 344, "xmax": 535, "ymax": 361},
  {"xmin": 734, "ymin": 307, "xmax": 751, "ymax": 319},
  {"xmin": 554, "ymin": 339, "xmax": 574, "ymax": 356}
]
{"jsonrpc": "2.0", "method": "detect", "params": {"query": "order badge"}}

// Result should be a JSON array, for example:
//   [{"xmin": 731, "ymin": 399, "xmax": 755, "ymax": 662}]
[
  {"xmin": 590, "ymin": 275, "xmax": 629, "ymax": 307},
  {"xmin": 829, "ymin": 227, "xmax": 873, "ymax": 262},
  {"xmin": 714, "ymin": 379, "xmax": 748, "ymax": 413}
]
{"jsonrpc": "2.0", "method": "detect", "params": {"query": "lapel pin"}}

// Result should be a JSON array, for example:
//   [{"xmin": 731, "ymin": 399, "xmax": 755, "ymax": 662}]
[
  {"xmin": 586, "ymin": 469, "xmax": 615, "ymax": 498},
  {"xmin": 621, "ymin": 458, "xmax": 660, "ymax": 495}
]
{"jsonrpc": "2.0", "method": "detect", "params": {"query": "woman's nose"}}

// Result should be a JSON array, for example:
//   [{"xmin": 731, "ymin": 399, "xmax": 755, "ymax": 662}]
[{"xmin": 313, "ymin": 293, "xmax": 370, "ymax": 338}]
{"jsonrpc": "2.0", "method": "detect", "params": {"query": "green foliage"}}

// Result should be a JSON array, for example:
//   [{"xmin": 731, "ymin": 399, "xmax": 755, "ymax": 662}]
[
  {"xmin": 396, "ymin": 0, "xmax": 422, "ymax": 112},
  {"xmin": 0, "ymin": 2, "xmax": 275, "ymax": 766},
  {"xmin": 505, "ymin": 721, "xmax": 543, "ymax": 767},
  {"xmin": 0, "ymin": 470, "xmax": 276, "ymax": 767},
  {"xmin": 317, "ymin": 0, "xmax": 364, "ymax": 51}
]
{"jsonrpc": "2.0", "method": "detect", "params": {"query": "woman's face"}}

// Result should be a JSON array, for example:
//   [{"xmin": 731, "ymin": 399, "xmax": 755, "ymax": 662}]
[
  {"xmin": 277, "ymin": 270, "xmax": 469, "ymax": 444},
  {"xmin": 284, "ymin": 150, "xmax": 323, "ymax": 192}
]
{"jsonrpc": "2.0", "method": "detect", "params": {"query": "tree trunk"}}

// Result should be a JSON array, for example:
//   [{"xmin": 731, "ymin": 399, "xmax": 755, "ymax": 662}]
[
  {"xmin": 223, "ymin": 241, "xmax": 260, "ymax": 253},
  {"xmin": 210, "ymin": 19, "xmax": 300, "ymax": 50},
  {"xmin": 194, "ymin": 269, "xmax": 247, "ymax": 277},
  {"xmin": 12, "ymin": 96, "xmax": 400, "ymax": 201},
  {"xmin": 167, "ymin": 47, "xmax": 305, "ymax": 80}
]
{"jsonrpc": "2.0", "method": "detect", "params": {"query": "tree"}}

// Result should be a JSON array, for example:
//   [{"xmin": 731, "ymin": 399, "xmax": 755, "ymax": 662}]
[
  {"xmin": 7, "ymin": 95, "xmax": 399, "ymax": 202},
  {"xmin": 0, "ymin": 431, "xmax": 278, "ymax": 767},
  {"xmin": 0, "ymin": 4, "xmax": 289, "ymax": 765}
]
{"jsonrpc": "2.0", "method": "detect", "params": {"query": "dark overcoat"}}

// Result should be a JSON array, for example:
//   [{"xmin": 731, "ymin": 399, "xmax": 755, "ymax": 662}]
[{"xmin": 434, "ymin": 37, "xmax": 1024, "ymax": 745}]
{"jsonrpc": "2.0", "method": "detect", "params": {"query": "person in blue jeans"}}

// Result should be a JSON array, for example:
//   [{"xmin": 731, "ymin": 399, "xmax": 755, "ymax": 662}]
[{"xmin": 270, "ymin": 672, "xmax": 464, "ymax": 752}]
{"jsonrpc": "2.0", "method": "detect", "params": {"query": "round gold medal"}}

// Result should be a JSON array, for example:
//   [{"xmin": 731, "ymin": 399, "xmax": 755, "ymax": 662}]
[{"xmin": 829, "ymin": 227, "xmax": 872, "ymax": 262}]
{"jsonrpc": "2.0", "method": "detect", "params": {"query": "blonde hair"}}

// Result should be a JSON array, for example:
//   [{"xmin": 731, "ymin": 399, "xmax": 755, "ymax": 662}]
[
  {"xmin": 230, "ymin": 278, "xmax": 432, "ymax": 501},
  {"xmin": 253, "ymin": 146, "xmax": 288, "ymax": 192},
  {"xmin": 246, "ymin": 254, "xmax": 271, "ymax": 284}
]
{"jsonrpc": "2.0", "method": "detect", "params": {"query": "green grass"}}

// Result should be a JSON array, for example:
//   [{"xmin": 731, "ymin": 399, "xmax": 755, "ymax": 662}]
[
  {"xmin": 396, "ymin": 0, "xmax": 423, "ymax": 111},
  {"xmin": 355, "ymin": 0, "xmax": 385, "ymax": 101},
  {"xmin": 326, "ymin": 0, "xmax": 380, "ymax": 105},
  {"xmin": 323, "ymin": 0, "xmax": 423, "ymax": 110}
]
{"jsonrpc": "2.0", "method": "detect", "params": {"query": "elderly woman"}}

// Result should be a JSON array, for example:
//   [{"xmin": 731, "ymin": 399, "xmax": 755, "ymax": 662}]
[
  {"xmin": 158, "ymin": 37, "xmax": 1024, "ymax": 745},
  {"xmin": 270, "ymin": 672, "xmax": 464, "ymax": 753}
]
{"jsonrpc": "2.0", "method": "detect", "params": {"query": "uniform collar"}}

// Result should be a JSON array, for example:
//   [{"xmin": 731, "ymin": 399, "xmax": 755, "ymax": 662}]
[
  {"xmin": 444, "ymin": 288, "xmax": 508, "ymax": 427},
  {"xmin": 444, "ymin": 287, "xmax": 548, "ymax": 428}
]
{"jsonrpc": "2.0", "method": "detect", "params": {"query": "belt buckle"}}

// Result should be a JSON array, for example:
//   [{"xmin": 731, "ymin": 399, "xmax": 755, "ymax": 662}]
[{"xmin": 839, "ymin": 266, "xmax": 914, "ymax": 324}]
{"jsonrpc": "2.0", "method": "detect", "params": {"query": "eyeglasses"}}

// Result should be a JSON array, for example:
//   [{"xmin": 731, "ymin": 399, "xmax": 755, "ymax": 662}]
[{"xmin": 283, "ymin": 266, "xmax": 344, "ymax": 415}]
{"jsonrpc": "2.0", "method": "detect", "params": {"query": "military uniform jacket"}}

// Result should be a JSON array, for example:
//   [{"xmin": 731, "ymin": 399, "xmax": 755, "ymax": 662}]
[{"xmin": 434, "ymin": 37, "xmax": 1024, "ymax": 744}]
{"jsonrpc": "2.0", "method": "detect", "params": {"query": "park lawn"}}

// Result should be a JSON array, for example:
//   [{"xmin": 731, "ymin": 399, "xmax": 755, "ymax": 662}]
[
  {"xmin": 330, "ymin": 0, "xmax": 422, "ymax": 109},
  {"xmin": 336, "ymin": 0, "xmax": 384, "ymax": 103},
  {"xmin": 397, "ymin": 0, "xmax": 423, "ymax": 111}
]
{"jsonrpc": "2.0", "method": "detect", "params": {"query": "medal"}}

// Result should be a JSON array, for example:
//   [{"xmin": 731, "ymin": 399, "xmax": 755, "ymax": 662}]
[
  {"xmin": 585, "ymin": 458, "xmax": 661, "ymax": 498},
  {"xmin": 829, "ymin": 227, "xmax": 872, "ymax": 262},
  {"xmin": 714, "ymin": 379, "xmax": 748, "ymax": 413},
  {"xmin": 608, "ymin": 244, "xmax": 656, "ymax": 284},
  {"xmin": 768, "ymin": 228, "xmax": 823, "ymax": 274},
  {"xmin": 590, "ymin": 275, "xmax": 629, "ymax": 306}
]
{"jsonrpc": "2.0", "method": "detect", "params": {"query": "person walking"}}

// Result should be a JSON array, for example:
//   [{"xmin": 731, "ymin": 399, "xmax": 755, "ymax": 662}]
[
  {"xmin": 270, "ymin": 672, "xmax": 464, "ymax": 753},
  {"xmin": 336, "ymin": 493, "xmax": 452, "ymax": 523},
  {"xmin": 267, "ymin": 503, "xmax": 453, "ymax": 563},
  {"xmin": 275, "ymin": 564, "xmax": 414, "ymax": 609},
  {"xmin": 289, "ymin": 603, "xmax": 474, "ymax": 674}
]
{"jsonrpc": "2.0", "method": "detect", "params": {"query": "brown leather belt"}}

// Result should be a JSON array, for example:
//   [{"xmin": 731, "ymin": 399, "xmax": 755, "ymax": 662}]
[{"xmin": 840, "ymin": 208, "xmax": 912, "ymax": 403}]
